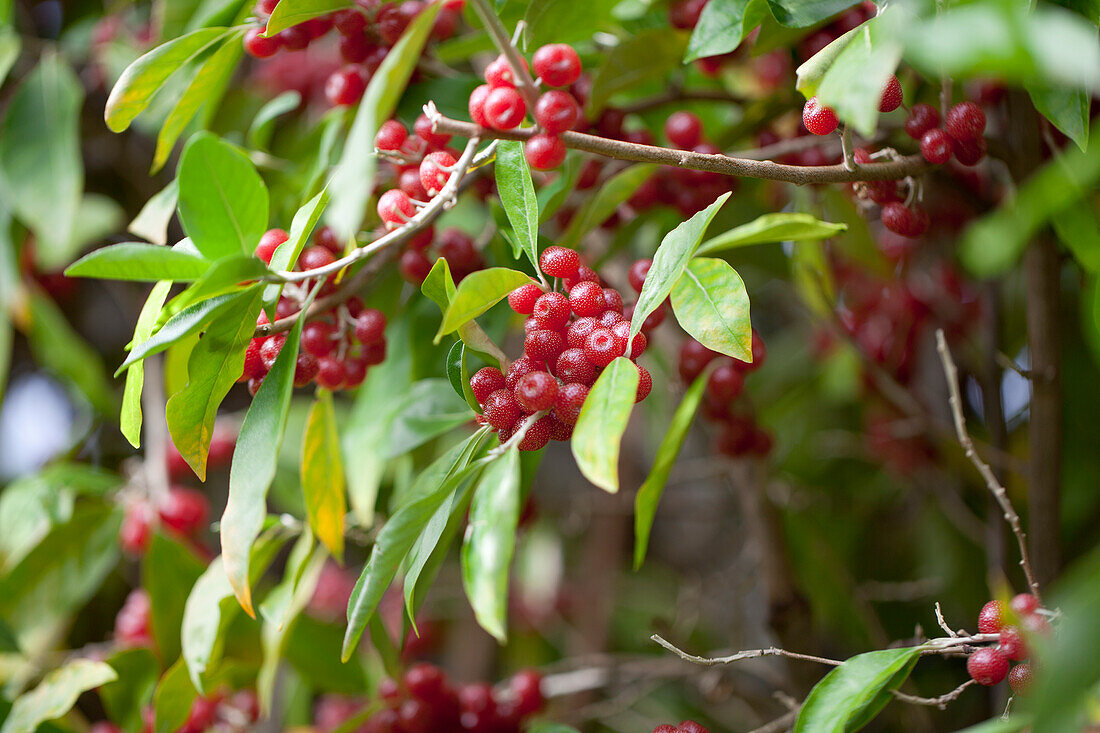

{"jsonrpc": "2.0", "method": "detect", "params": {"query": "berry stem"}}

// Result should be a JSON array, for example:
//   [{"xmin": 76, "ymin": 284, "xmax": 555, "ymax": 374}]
[
  {"xmin": 840, "ymin": 125, "xmax": 856, "ymax": 172},
  {"xmin": 468, "ymin": 0, "xmax": 542, "ymax": 108}
]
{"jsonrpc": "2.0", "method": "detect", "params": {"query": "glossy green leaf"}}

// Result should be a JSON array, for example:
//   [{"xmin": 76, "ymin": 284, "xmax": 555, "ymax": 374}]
[
  {"xmin": 1027, "ymin": 83, "xmax": 1090, "ymax": 151},
  {"xmin": 587, "ymin": 30, "xmax": 688, "ymax": 115},
  {"xmin": 571, "ymin": 358, "xmax": 640, "ymax": 494},
  {"xmin": 816, "ymin": 11, "xmax": 903, "ymax": 138},
  {"xmin": 633, "ymin": 370, "xmax": 709, "ymax": 569},
  {"xmin": 446, "ymin": 342, "xmax": 482, "ymax": 413},
  {"xmin": 177, "ymin": 131, "xmax": 269, "ymax": 260},
  {"xmin": 423, "ymin": 257, "xmax": 509, "ymax": 365},
  {"xmin": 698, "ymin": 212, "xmax": 847, "ymax": 254},
  {"xmin": 388, "ymin": 379, "xmax": 474, "ymax": 457},
  {"xmin": 523, "ymin": 0, "xmax": 621, "ymax": 48},
  {"xmin": 494, "ymin": 140, "xmax": 541, "ymax": 272},
  {"xmin": 118, "ymin": 292, "xmax": 241, "ymax": 374},
  {"xmin": 266, "ymin": 0, "xmax": 352, "ymax": 35},
  {"xmin": 0, "ymin": 53, "xmax": 83, "ymax": 259},
  {"xmin": 153, "ymin": 660, "xmax": 197, "ymax": 733},
  {"xmin": 326, "ymin": 2, "xmax": 440, "ymax": 240},
  {"xmin": 793, "ymin": 647, "xmax": 920, "ymax": 732},
  {"xmin": 435, "ymin": 267, "xmax": 533, "ymax": 341},
  {"xmin": 264, "ymin": 188, "xmax": 330, "ymax": 309},
  {"xmin": 27, "ymin": 292, "xmax": 116, "ymax": 415},
  {"xmin": 302, "ymin": 391, "xmax": 347, "ymax": 559},
  {"xmin": 121, "ymin": 282, "xmax": 172, "ymax": 448},
  {"xmin": 221, "ymin": 303, "xmax": 310, "ymax": 616},
  {"xmin": 0, "ymin": 660, "xmax": 117, "ymax": 733},
  {"xmin": 66, "ymin": 243, "xmax": 211, "ymax": 282},
  {"xmin": 130, "ymin": 180, "xmax": 179, "ymax": 246},
  {"xmin": 561, "ymin": 164, "xmax": 657, "ymax": 248},
  {"xmin": 686, "ymin": 0, "xmax": 769, "ymax": 62},
  {"xmin": 154, "ymin": 31, "xmax": 244, "ymax": 172},
  {"xmin": 795, "ymin": 25, "xmax": 862, "ymax": 98},
  {"xmin": 99, "ymin": 647, "xmax": 159, "ymax": 733},
  {"xmin": 143, "ymin": 533, "xmax": 206, "ymax": 664},
  {"xmin": 630, "ymin": 192, "xmax": 730, "ymax": 343},
  {"xmin": 248, "ymin": 90, "xmax": 302, "ymax": 150},
  {"xmin": 671, "ymin": 257, "xmax": 752, "ymax": 361},
  {"xmin": 461, "ymin": 447, "xmax": 521, "ymax": 641},
  {"xmin": 105, "ymin": 28, "xmax": 228, "ymax": 132},
  {"xmin": 768, "ymin": 0, "xmax": 863, "ymax": 27},
  {"xmin": 162, "ymin": 256, "xmax": 268, "ymax": 318}
]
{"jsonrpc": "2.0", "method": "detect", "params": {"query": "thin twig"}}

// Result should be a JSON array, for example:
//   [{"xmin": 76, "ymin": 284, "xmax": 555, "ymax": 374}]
[
  {"xmin": 935, "ymin": 329, "xmax": 1041, "ymax": 601},
  {"xmin": 651, "ymin": 634, "xmax": 842, "ymax": 668},
  {"xmin": 747, "ymin": 709, "xmax": 799, "ymax": 733},
  {"xmin": 892, "ymin": 679, "xmax": 977, "ymax": 709},
  {"xmin": 935, "ymin": 602, "xmax": 958, "ymax": 637}
]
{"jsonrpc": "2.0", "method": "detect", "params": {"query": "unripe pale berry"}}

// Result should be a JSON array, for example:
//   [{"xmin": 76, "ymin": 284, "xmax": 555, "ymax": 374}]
[
  {"xmin": 525, "ymin": 133, "xmax": 566, "ymax": 170},
  {"xmin": 540, "ymin": 246, "xmax": 580, "ymax": 279},
  {"xmin": 532, "ymin": 44, "xmax": 582, "ymax": 87},
  {"xmin": 803, "ymin": 97, "xmax": 838, "ymax": 136},
  {"xmin": 967, "ymin": 647, "xmax": 1009, "ymax": 686}
]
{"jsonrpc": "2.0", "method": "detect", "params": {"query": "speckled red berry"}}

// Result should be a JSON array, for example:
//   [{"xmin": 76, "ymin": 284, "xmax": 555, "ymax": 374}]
[
  {"xmin": 920, "ymin": 128, "xmax": 954, "ymax": 164},
  {"xmin": 945, "ymin": 101, "xmax": 986, "ymax": 142},
  {"xmin": 419, "ymin": 151, "xmax": 457, "ymax": 196},
  {"xmin": 554, "ymin": 382, "xmax": 589, "ymax": 424},
  {"xmin": 905, "ymin": 103, "xmax": 940, "ymax": 140},
  {"xmin": 878, "ymin": 76, "xmax": 903, "ymax": 113},
  {"xmin": 803, "ymin": 97, "xmax": 838, "ymax": 136},
  {"xmin": 569, "ymin": 281, "xmax": 605, "ymax": 317},
  {"xmin": 470, "ymin": 367, "xmax": 506, "ymax": 404},
  {"xmin": 540, "ymin": 246, "xmax": 580, "ymax": 279},
  {"xmin": 978, "ymin": 599, "xmax": 1008, "ymax": 633},
  {"xmin": 968, "ymin": 647, "xmax": 1009, "ymax": 686},
  {"xmin": 533, "ymin": 292, "xmax": 571, "ymax": 330}
]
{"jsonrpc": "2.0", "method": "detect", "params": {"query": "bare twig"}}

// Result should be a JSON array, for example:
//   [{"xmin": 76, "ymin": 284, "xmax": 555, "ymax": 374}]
[
  {"xmin": 935, "ymin": 329, "xmax": 1041, "ymax": 601},
  {"xmin": 935, "ymin": 602, "xmax": 958, "ymax": 637},
  {"xmin": 892, "ymin": 679, "xmax": 977, "ymax": 709},
  {"xmin": 748, "ymin": 709, "xmax": 799, "ymax": 733},
  {"xmin": 651, "ymin": 634, "xmax": 842, "ymax": 668}
]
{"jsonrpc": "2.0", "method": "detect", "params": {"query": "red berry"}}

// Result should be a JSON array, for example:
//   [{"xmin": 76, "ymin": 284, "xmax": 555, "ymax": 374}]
[
  {"xmin": 294, "ymin": 352, "xmax": 319, "ymax": 387},
  {"xmin": 510, "ymin": 670, "xmax": 544, "ymax": 716},
  {"xmin": 945, "ymin": 101, "xmax": 986, "ymax": 142},
  {"xmin": 1009, "ymin": 593, "xmax": 1041, "ymax": 616},
  {"xmin": 678, "ymin": 722, "xmax": 711, "ymax": 733},
  {"xmin": 556, "ymin": 348, "xmax": 596, "ymax": 384},
  {"xmin": 535, "ymin": 91, "xmax": 580, "ymax": 134},
  {"xmin": 256, "ymin": 0, "xmax": 280, "ymax": 14},
  {"xmin": 419, "ymin": 151, "xmax": 457, "ymax": 197},
  {"xmin": 878, "ymin": 76, "xmax": 903, "ymax": 113},
  {"xmin": 314, "ymin": 226, "xmax": 342, "ymax": 254},
  {"xmin": 1008, "ymin": 664, "xmax": 1032, "ymax": 695},
  {"xmin": 978, "ymin": 599, "xmax": 1008, "ymax": 633},
  {"xmin": 563, "ymin": 264, "xmax": 599, "ymax": 290},
  {"xmin": 484, "ymin": 389, "xmax": 521, "ymax": 429},
  {"xmin": 506, "ymin": 356, "xmax": 546, "ymax": 389},
  {"xmin": 881, "ymin": 202, "xmax": 928, "ymax": 238},
  {"xmin": 707, "ymin": 363, "xmax": 744, "ymax": 403},
  {"xmin": 508, "ymin": 283, "xmax": 545, "ymax": 314},
  {"xmin": 316, "ymin": 356, "xmax": 346, "ymax": 390},
  {"xmin": 679, "ymin": 339, "xmax": 717, "ymax": 382},
  {"xmin": 569, "ymin": 280, "xmax": 605, "ymax": 317},
  {"xmin": 255, "ymin": 228, "xmax": 288, "ymax": 264},
  {"xmin": 302, "ymin": 321, "xmax": 337, "ymax": 357},
  {"xmin": 598, "ymin": 309, "xmax": 625, "ymax": 327},
  {"xmin": 119, "ymin": 504, "xmax": 154, "ymax": 554},
  {"xmin": 524, "ymin": 329, "xmax": 565, "ymax": 363},
  {"xmin": 325, "ymin": 66, "xmax": 366, "ymax": 106},
  {"xmin": 525, "ymin": 133, "xmax": 566, "ymax": 170},
  {"xmin": 611, "ymin": 320, "xmax": 645, "ymax": 358},
  {"xmin": 953, "ymin": 136, "xmax": 986, "ymax": 166},
  {"xmin": 362, "ymin": 341, "xmax": 386, "ymax": 366},
  {"xmin": 514, "ymin": 371, "xmax": 559, "ymax": 412},
  {"xmin": 905, "ymin": 103, "xmax": 940, "ymax": 140},
  {"xmin": 665, "ymin": 111, "xmax": 702, "ymax": 149},
  {"xmin": 338, "ymin": 33, "xmax": 372, "ymax": 62},
  {"xmin": 517, "ymin": 416, "xmax": 552, "ymax": 451},
  {"xmin": 602, "ymin": 288, "xmax": 624, "ymax": 315},
  {"xmin": 470, "ymin": 367, "xmax": 506, "ymax": 404},
  {"xmin": 259, "ymin": 335, "xmax": 285, "ymax": 370},
  {"xmin": 333, "ymin": 8, "xmax": 366, "ymax": 35},
  {"xmin": 299, "ymin": 245, "xmax": 336, "ymax": 272},
  {"xmin": 997, "ymin": 626, "xmax": 1029, "ymax": 661},
  {"xmin": 628, "ymin": 259, "xmax": 652, "ymax": 292},
  {"xmin": 399, "ymin": 249, "xmax": 432, "ymax": 283},
  {"xmin": 343, "ymin": 357, "xmax": 368, "ymax": 388},
  {"xmin": 967, "ymin": 647, "xmax": 1009, "ymax": 686},
  {"xmin": 354, "ymin": 309, "xmax": 387, "ymax": 344},
  {"xmin": 533, "ymin": 292, "xmax": 571, "ymax": 330},
  {"xmin": 114, "ymin": 589, "xmax": 152, "ymax": 646},
  {"xmin": 244, "ymin": 26, "xmax": 281, "ymax": 58},
  {"xmin": 635, "ymin": 364, "xmax": 652, "ymax": 402},
  {"xmin": 468, "ymin": 84, "xmax": 493, "ymax": 127},
  {"xmin": 414, "ymin": 113, "xmax": 451, "ymax": 148},
  {"xmin": 653, "ymin": 727, "xmax": 678, "ymax": 733},
  {"xmin": 276, "ymin": 25, "xmax": 310, "ymax": 51},
  {"xmin": 547, "ymin": 415, "xmax": 573, "ymax": 441},
  {"xmin": 584, "ymin": 328, "xmax": 621, "ymax": 367},
  {"xmin": 669, "ymin": 0, "xmax": 707, "ymax": 28},
  {"xmin": 733, "ymin": 329, "xmax": 767, "ymax": 372},
  {"xmin": 803, "ymin": 97, "xmax": 838, "ymax": 136},
  {"xmin": 920, "ymin": 128, "xmax": 954, "ymax": 164},
  {"xmin": 375, "ymin": 120, "xmax": 408, "ymax": 151},
  {"xmin": 378, "ymin": 189, "xmax": 416, "ymax": 228},
  {"xmin": 1021, "ymin": 613, "xmax": 1052, "ymax": 636},
  {"xmin": 566, "ymin": 317, "xmax": 599, "ymax": 349},
  {"xmin": 241, "ymin": 338, "xmax": 266, "ymax": 381},
  {"xmin": 540, "ymin": 246, "xmax": 580, "ymax": 279},
  {"xmin": 484, "ymin": 87, "xmax": 527, "ymax": 130},
  {"xmin": 484, "ymin": 54, "xmax": 527, "ymax": 88},
  {"xmin": 376, "ymin": 0, "xmax": 423, "ymax": 44},
  {"xmin": 532, "ymin": 44, "xmax": 582, "ymax": 87},
  {"xmin": 554, "ymin": 382, "xmax": 589, "ymax": 424},
  {"xmin": 158, "ymin": 487, "xmax": 209, "ymax": 536}
]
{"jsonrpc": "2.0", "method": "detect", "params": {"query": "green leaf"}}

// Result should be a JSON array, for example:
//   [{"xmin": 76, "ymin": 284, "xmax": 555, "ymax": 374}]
[
  {"xmin": 527, "ymin": 724, "xmax": 583, "ymax": 733},
  {"xmin": 795, "ymin": 25, "xmax": 862, "ymax": 98},
  {"xmin": 99, "ymin": 647, "xmax": 159, "ymax": 733},
  {"xmin": 422, "ymin": 258, "xmax": 509, "ymax": 365},
  {"xmin": 0, "ymin": 660, "xmax": 117, "ymax": 733},
  {"xmin": 698, "ymin": 212, "xmax": 847, "ymax": 254},
  {"xmin": 1027, "ymin": 83, "xmax": 1090, "ymax": 151},
  {"xmin": 221, "ymin": 303, "xmax": 310, "ymax": 616},
  {"xmin": 143, "ymin": 533, "xmax": 207, "ymax": 664},
  {"xmin": 388, "ymin": 379, "xmax": 478, "ymax": 457},
  {"xmin": 326, "ymin": 2, "xmax": 440, "ymax": 241},
  {"xmin": 561, "ymin": 164, "xmax": 657, "ymax": 248},
  {"xmin": 154, "ymin": 31, "xmax": 244, "ymax": 173},
  {"xmin": 0, "ymin": 617, "xmax": 18, "ymax": 653},
  {"xmin": 177, "ymin": 131, "xmax": 270, "ymax": 260},
  {"xmin": 793, "ymin": 648, "xmax": 920, "ymax": 732},
  {"xmin": 248, "ymin": 90, "xmax": 302, "ymax": 150},
  {"xmin": 162, "ymin": 256, "xmax": 269, "ymax": 318},
  {"xmin": 447, "ymin": 342, "xmax": 482, "ymax": 413},
  {"xmin": 494, "ymin": 140, "xmax": 541, "ymax": 272},
  {"xmin": 685, "ymin": 0, "xmax": 769, "ymax": 62},
  {"xmin": 523, "ymin": 0, "xmax": 621, "ymax": 48},
  {"xmin": 630, "ymin": 192, "xmax": 730, "ymax": 343},
  {"xmin": 571, "ymin": 358, "xmax": 639, "ymax": 494},
  {"xmin": 118, "ymin": 292, "xmax": 242, "ymax": 374},
  {"xmin": 586, "ymin": 29, "xmax": 688, "ymax": 115},
  {"xmin": 266, "ymin": 0, "xmax": 352, "ymax": 35},
  {"xmin": 122, "ymin": 282, "xmax": 173, "ymax": 448},
  {"xmin": 956, "ymin": 717, "xmax": 1032, "ymax": 733},
  {"xmin": 0, "ymin": 53, "xmax": 83, "ymax": 259},
  {"xmin": 767, "ymin": 0, "xmax": 864, "ymax": 27},
  {"xmin": 301, "ymin": 391, "xmax": 347, "ymax": 559},
  {"xmin": 0, "ymin": 27, "xmax": 20, "ymax": 88},
  {"xmin": 153, "ymin": 659, "xmax": 197, "ymax": 733},
  {"xmin": 1053, "ymin": 201, "xmax": 1100, "ymax": 273},
  {"xmin": 165, "ymin": 290, "xmax": 262, "ymax": 479},
  {"xmin": 671, "ymin": 258, "xmax": 752, "ymax": 361},
  {"xmin": 130, "ymin": 180, "xmax": 179, "ymax": 246},
  {"xmin": 263, "ymin": 188, "xmax": 330, "ymax": 309},
  {"xmin": 634, "ymin": 371, "xmax": 708, "ymax": 569},
  {"xmin": 105, "ymin": 28, "xmax": 228, "ymax": 132},
  {"xmin": 65, "ymin": 243, "xmax": 212, "ymax": 282},
  {"xmin": 26, "ymin": 292, "xmax": 116, "ymax": 415},
  {"xmin": 461, "ymin": 447, "xmax": 521, "ymax": 641},
  {"xmin": 436, "ymin": 267, "xmax": 533, "ymax": 341}
]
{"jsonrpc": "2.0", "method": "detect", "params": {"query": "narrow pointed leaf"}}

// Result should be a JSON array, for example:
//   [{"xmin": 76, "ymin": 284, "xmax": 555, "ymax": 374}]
[
  {"xmin": 301, "ymin": 391, "xmax": 347, "ymax": 559},
  {"xmin": 121, "ymin": 281, "xmax": 172, "ymax": 448},
  {"xmin": 436, "ymin": 268, "xmax": 533, "ymax": 341},
  {"xmin": 571, "ymin": 358, "xmax": 639, "ymax": 493},
  {"xmin": 697, "ymin": 213, "xmax": 847, "ymax": 254},
  {"xmin": 793, "ymin": 647, "xmax": 920, "ymax": 733},
  {"xmin": 494, "ymin": 140, "xmax": 540, "ymax": 271},
  {"xmin": 266, "ymin": 0, "xmax": 353, "ymax": 35},
  {"xmin": 0, "ymin": 660, "xmax": 117, "ymax": 733},
  {"xmin": 118, "ymin": 292, "xmax": 241, "ymax": 374},
  {"xmin": 66, "ymin": 243, "xmax": 212, "ymax": 282}
]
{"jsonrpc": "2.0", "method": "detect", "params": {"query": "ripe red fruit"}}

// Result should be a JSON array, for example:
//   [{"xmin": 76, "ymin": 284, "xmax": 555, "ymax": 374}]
[
  {"xmin": 953, "ymin": 136, "xmax": 986, "ymax": 166},
  {"xmin": 669, "ymin": 0, "xmax": 707, "ymax": 28},
  {"xmin": 920, "ymin": 128, "xmax": 954, "ymax": 164},
  {"xmin": 325, "ymin": 66, "xmax": 366, "ymax": 106},
  {"xmin": 399, "ymin": 168, "xmax": 425, "ymax": 199},
  {"xmin": 354, "ymin": 309, "xmax": 386, "ymax": 344},
  {"xmin": 556, "ymin": 348, "xmax": 597, "ymax": 384},
  {"xmin": 314, "ymin": 226, "xmax": 341, "ymax": 254},
  {"xmin": 1009, "ymin": 593, "xmax": 1041, "ymax": 616},
  {"xmin": 628, "ymin": 259, "xmax": 651, "ymax": 292},
  {"xmin": 997, "ymin": 625, "xmax": 1029, "ymax": 661},
  {"xmin": 803, "ymin": 97, "xmax": 839, "ymax": 136},
  {"xmin": 532, "ymin": 44, "xmax": 582, "ymax": 87},
  {"xmin": 945, "ymin": 101, "xmax": 986, "ymax": 142},
  {"xmin": 510, "ymin": 669, "xmax": 544, "ymax": 716},
  {"xmin": 244, "ymin": 26, "xmax": 281, "ymax": 58},
  {"xmin": 678, "ymin": 722, "xmax": 711, "ymax": 733},
  {"xmin": 1008, "ymin": 664, "xmax": 1032, "ymax": 695},
  {"xmin": 316, "ymin": 357, "xmax": 346, "ymax": 390},
  {"xmin": 535, "ymin": 90, "xmax": 580, "ymax": 134},
  {"xmin": 241, "ymin": 337, "xmax": 266, "ymax": 381},
  {"xmin": 563, "ymin": 264, "xmax": 599, "ymax": 290},
  {"xmin": 277, "ymin": 24, "xmax": 310, "ymax": 51},
  {"xmin": 302, "ymin": 321, "xmax": 337, "ymax": 357},
  {"xmin": 259, "ymin": 335, "xmax": 286, "ymax": 370},
  {"xmin": 414, "ymin": 113, "xmax": 451, "ymax": 148},
  {"xmin": 524, "ymin": 329, "xmax": 565, "ymax": 363},
  {"xmin": 376, "ymin": 0, "xmax": 423, "ymax": 43},
  {"xmin": 584, "ymin": 328, "xmax": 621, "ymax": 367},
  {"xmin": 602, "ymin": 288, "xmax": 624, "ymax": 315},
  {"xmin": 881, "ymin": 202, "xmax": 928, "ymax": 238},
  {"xmin": 679, "ymin": 339, "xmax": 717, "ymax": 382},
  {"xmin": 569, "ymin": 280, "xmax": 606, "ymax": 317},
  {"xmin": 470, "ymin": 367, "xmax": 506, "ymax": 404},
  {"xmin": 566, "ymin": 317, "xmax": 598, "ymax": 349},
  {"xmin": 554, "ymin": 382, "xmax": 589, "ymax": 424},
  {"xmin": 484, "ymin": 389, "xmax": 521, "ymax": 429},
  {"xmin": 484, "ymin": 54, "xmax": 527, "ymax": 88},
  {"xmin": 635, "ymin": 364, "xmax": 652, "ymax": 402},
  {"xmin": 419, "ymin": 151, "xmax": 457, "ymax": 196},
  {"xmin": 517, "ymin": 416, "xmax": 552, "ymax": 451},
  {"xmin": 378, "ymin": 189, "xmax": 416, "ymax": 228},
  {"xmin": 299, "ymin": 245, "xmax": 336, "ymax": 272},
  {"xmin": 343, "ymin": 357, "xmax": 367, "ymax": 388},
  {"xmin": 508, "ymin": 283, "xmax": 545, "ymax": 314},
  {"xmin": 376, "ymin": 120, "xmax": 408, "ymax": 151},
  {"xmin": 255, "ymin": 228, "xmax": 289, "ymax": 263},
  {"xmin": 665, "ymin": 111, "xmax": 702, "ymax": 149},
  {"xmin": 653, "ymin": 727, "xmax": 678, "ymax": 733},
  {"xmin": 540, "ymin": 246, "xmax": 580, "ymax": 279},
  {"xmin": 506, "ymin": 356, "xmax": 546, "ymax": 389},
  {"xmin": 611, "ymin": 320, "xmax": 645, "ymax": 358},
  {"xmin": 547, "ymin": 415, "xmax": 573, "ymax": 441},
  {"xmin": 515, "ymin": 371, "xmax": 559, "ymax": 412},
  {"xmin": 878, "ymin": 75, "xmax": 903, "ymax": 113},
  {"xmin": 967, "ymin": 647, "xmax": 1009, "ymax": 686},
  {"xmin": 533, "ymin": 291, "xmax": 571, "ymax": 330},
  {"xmin": 525, "ymin": 133, "xmax": 567, "ymax": 170},
  {"xmin": 333, "ymin": 8, "xmax": 366, "ymax": 35},
  {"xmin": 119, "ymin": 504, "xmax": 154, "ymax": 554},
  {"xmin": 905, "ymin": 103, "xmax": 940, "ymax": 140},
  {"xmin": 468, "ymin": 84, "xmax": 493, "ymax": 128},
  {"xmin": 115, "ymin": 589, "xmax": 153, "ymax": 647},
  {"xmin": 707, "ymin": 364, "xmax": 744, "ymax": 403},
  {"xmin": 338, "ymin": 32, "xmax": 371, "ymax": 62},
  {"xmin": 294, "ymin": 352, "xmax": 319, "ymax": 387},
  {"xmin": 484, "ymin": 87, "xmax": 527, "ymax": 130},
  {"xmin": 399, "ymin": 249, "xmax": 432, "ymax": 283},
  {"xmin": 978, "ymin": 599, "xmax": 1008, "ymax": 633},
  {"xmin": 362, "ymin": 341, "xmax": 386, "ymax": 366}
]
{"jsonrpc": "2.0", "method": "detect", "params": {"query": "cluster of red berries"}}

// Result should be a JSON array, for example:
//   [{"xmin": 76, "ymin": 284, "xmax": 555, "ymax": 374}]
[
  {"xmin": 966, "ymin": 593, "xmax": 1049, "ymax": 694},
  {"xmin": 242, "ymin": 227, "xmax": 389, "ymax": 394},
  {"xmin": 315, "ymin": 663, "xmax": 545, "ymax": 733},
  {"xmin": 466, "ymin": 44, "xmax": 583, "ymax": 170},
  {"xmin": 802, "ymin": 75, "xmax": 902, "ymax": 137},
  {"xmin": 91, "ymin": 690, "xmax": 260, "ymax": 733},
  {"xmin": 119, "ymin": 486, "xmax": 211, "ymax": 555},
  {"xmin": 468, "ymin": 249, "xmax": 661, "ymax": 451},
  {"xmin": 907, "ymin": 101, "xmax": 987, "ymax": 167},
  {"xmin": 678, "ymin": 332, "xmax": 772, "ymax": 458},
  {"xmin": 653, "ymin": 721, "xmax": 710, "ymax": 733},
  {"xmin": 243, "ymin": 0, "xmax": 463, "ymax": 108}
]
